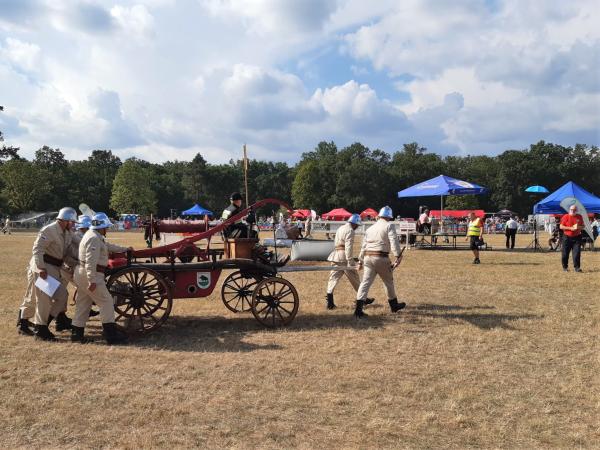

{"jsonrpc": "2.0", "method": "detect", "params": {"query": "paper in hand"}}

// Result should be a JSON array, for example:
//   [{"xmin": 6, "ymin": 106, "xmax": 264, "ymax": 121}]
[{"xmin": 35, "ymin": 274, "xmax": 61, "ymax": 298}]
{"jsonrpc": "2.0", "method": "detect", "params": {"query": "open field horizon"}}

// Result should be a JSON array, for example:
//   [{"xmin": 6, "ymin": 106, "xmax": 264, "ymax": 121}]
[{"xmin": 1, "ymin": 232, "xmax": 599, "ymax": 449}]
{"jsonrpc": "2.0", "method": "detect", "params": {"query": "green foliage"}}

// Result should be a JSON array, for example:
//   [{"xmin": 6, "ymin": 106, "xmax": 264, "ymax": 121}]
[
  {"xmin": 31, "ymin": 146, "xmax": 70, "ymax": 210},
  {"xmin": 445, "ymin": 195, "xmax": 480, "ymax": 210},
  {"xmin": 1, "ymin": 138, "xmax": 599, "ymax": 219},
  {"xmin": 291, "ymin": 141, "xmax": 339, "ymax": 211},
  {"xmin": 110, "ymin": 159, "xmax": 157, "ymax": 215},
  {"xmin": 0, "ymin": 159, "xmax": 50, "ymax": 211}
]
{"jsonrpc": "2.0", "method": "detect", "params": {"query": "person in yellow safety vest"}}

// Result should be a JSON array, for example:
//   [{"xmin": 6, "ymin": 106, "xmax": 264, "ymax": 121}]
[{"xmin": 465, "ymin": 212, "xmax": 484, "ymax": 264}]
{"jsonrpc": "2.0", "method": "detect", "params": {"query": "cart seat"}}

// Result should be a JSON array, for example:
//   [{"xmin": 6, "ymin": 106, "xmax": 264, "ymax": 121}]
[{"xmin": 224, "ymin": 238, "xmax": 259, "ymax": 259}]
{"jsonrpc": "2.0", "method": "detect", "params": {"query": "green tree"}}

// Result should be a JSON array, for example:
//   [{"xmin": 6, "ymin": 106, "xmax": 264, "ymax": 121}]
[
  {"xmin": 182, "ymin": 153, "xmax": 208, "ymax": 204},
  {"xmin": 445, "ymin": 195, "xmax": 480, "ymax": 210},
  {"xmin": 110, "ymin": 159, "xmax": 157, "ymax": 214},
  {"xmin": 33, "ymin": 146, "xmax": 69, "ymax": 210},
  {"xmin": 291, "ymin": 141, "xmax": 339, "ymax": 212},
  {"xmin": 389, "ymin": 142, "xmax": 445, "ymax": 217},
  {"xmin": 0, "ymin": 159, "xmax": 50, "ymax": 211},
  {"xmin": 334, "ymin": 143, "xmax": 393, "ymax": 211},
  {"xmin": 201, "ymin": 164, "xmax": 242, "ymax": 212},
  {"xmin": 149, "ymin": 161, "xmax": 189, "ymax": 217}
]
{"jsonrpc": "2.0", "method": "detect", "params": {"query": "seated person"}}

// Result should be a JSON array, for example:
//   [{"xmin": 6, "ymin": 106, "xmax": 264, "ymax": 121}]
[
  {"xmin": 417, "ymin": 209, "xmax": 431, "ymax": 234},
  {"xmin": 222, "ymin": 192, "xmax": 253, "ymax": 239},
  {"xmin": 548, "ymin": 228, "xmax": 562, "ymax": 250}
]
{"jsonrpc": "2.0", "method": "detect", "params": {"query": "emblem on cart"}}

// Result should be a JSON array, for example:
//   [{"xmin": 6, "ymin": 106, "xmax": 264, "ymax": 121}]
[{"xmin": 197, "ymin": 272, "xmax": 211, "ymax": 289}]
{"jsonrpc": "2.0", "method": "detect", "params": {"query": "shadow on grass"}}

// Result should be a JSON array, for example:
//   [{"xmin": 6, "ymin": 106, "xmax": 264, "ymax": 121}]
[
  {"xmin": 413, "ymin": 303, "xmax": 496, "ymax": 311},
  {"xmin": 484, "ymin": 261, "xmax": 543, "ymax": 266},
  {"xmin": 126, "ymin": 312, "xmax": 390, "ymax": 353},
  {"xmin": 406, "ymin": 303, "xmax": 543, "ymax": 330}
]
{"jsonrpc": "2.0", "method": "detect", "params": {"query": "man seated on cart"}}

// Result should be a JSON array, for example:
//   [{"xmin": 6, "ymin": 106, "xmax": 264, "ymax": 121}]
[{"xmin": 222, "ymin": 192, "xmax": 257, "ymax": 239}]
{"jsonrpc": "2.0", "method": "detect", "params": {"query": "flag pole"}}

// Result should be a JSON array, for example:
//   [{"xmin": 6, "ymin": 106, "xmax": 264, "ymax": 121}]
[{"xmin": 243, "ymin": 144, "xmax": 249, "ymax": 207}]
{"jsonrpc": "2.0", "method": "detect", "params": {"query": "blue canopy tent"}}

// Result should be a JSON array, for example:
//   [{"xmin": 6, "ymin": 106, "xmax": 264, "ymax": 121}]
[
  {"xmin": 397, "ymin": 175, "xmax": 488, "ymax": 231},
  {"xmin": 533, "ymin": 182, "xmax": 600, "ymax": 214},
  {"xmin": 182, "ymin": 204, "xmax": 213, "ymax": 217}
]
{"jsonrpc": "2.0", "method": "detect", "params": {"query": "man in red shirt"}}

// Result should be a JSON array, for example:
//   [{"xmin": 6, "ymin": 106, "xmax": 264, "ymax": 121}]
[{"xmin": 559, "ymin": 204, "xmax": 585, "ymax": 272}]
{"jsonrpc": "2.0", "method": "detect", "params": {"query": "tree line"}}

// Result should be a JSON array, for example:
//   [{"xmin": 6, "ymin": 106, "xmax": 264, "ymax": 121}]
[{"xmin": 1, "ymin": 138, "xmax": 599, "ymax": 219}]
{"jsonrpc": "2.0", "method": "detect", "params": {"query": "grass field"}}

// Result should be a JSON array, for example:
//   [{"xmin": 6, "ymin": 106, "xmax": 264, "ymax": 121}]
[{"xmin": 1, "ymin": 231, "xmax": 599, "ymax": 449}]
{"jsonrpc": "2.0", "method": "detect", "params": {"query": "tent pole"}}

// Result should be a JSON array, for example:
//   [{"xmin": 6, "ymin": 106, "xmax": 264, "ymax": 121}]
[{"xmin": 440, "ymin": 195, "xmax": 443, "ymax": 233}]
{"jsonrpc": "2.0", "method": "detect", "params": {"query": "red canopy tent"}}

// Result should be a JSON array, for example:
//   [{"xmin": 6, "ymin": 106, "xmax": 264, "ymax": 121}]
[
  {"xmin": 430, "ymin": 209, "xmax": 484, "ymax": 218},
  {"xmin": 291, "ymin": 209, "xmax": 311, "ymax": 219},
  {"xmin": 321, "ymin": 208, "xmax": 352, "ymax": 221},
  {"xmin": 360, "ymin": 208, "xmax": 378, "ymax": 220}
]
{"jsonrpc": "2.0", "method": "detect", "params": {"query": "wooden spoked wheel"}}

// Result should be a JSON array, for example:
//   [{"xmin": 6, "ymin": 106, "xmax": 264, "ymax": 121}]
[
  {"xmin": 251, "ymin": 277, "xmax": 299, "ymax": 328},
  {"xmin": 221, "ymin": 271, "xmax": 261, "ymax": 313},
  {"xmin": 107, "ymin": 267, "xmax": 173, "ymax": 335}
]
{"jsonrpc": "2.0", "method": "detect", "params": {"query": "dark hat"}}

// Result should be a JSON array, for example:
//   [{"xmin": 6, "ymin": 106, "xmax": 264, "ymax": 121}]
[{"xmin": 230, "ymin": 192, "xmax": 243, "ymax": 201}]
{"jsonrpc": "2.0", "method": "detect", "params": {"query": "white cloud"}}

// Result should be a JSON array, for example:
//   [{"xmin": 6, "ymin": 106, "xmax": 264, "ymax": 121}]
[
  {"xmin": 0, "ymin": 37, "xmax": 40, "ymax": 72},
  {"xmin": 0, "ymin": 0, "xmax": 598, "ymax": 163},
  {"xmin": 201, "ymin": 0, "xmax": 338, "ymax": 35},
  {"xmin": 110, "ymin": 4, "xmax": 154, "ymax": 38}
]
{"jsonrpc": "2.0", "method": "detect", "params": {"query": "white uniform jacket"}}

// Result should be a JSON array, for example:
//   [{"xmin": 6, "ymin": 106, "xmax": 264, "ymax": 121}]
[{"xmin": 358, "ymin": 219, "xmax": 401, "ymax": 261}]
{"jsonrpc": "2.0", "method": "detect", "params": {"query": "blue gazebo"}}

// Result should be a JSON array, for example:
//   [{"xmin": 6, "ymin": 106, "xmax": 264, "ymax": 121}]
[
  {"xmin": 533, "ymin": 182, "xmax": 600, "ymax": 214},
  {"xmin": 397, "ymin": 175, "xmax": 488, "ymax": 230},
  {"xmin": 182, "ymin": 204, "xmax": 213, "ymax": 217}
]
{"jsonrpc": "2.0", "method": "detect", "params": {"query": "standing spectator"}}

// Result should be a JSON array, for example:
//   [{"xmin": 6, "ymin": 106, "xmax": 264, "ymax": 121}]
[
  {"xmin": 465, "ymin": 212, "xmax": 484, "ymax": 264},
  {"xmin": 2, "ymin": 216, "xmax": 11, "ymax": 234},
  {"xmin": 559, "ymin": 205, "xmax": 585, "ymax": 272},
  {"xmin": 305, "ymin": 215, "xmax": 312, "ymax": 239},
  {"xmin": 505, "ymin": 216, "xmax": 518, "ymax": 249},
  {"xmin": 591, "ymin": 215, "xmax": 599, "ymax": 241}
]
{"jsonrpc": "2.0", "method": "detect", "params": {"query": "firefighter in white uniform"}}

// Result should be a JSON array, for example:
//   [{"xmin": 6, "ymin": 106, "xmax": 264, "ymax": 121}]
[
  {"xmin": 23, "ymin": 207, "xmax": 78, "ymax": 340},
  {"xmin": 325, "ymin": 214, "xmax": 373, "ymax": 309},
  {"xmin": 354, "ymin": 206, "xmax": 406, "ymax": 318},
  {"xmin": 72, "ymin": 213, "xmax": 130, "ymax": 344}
]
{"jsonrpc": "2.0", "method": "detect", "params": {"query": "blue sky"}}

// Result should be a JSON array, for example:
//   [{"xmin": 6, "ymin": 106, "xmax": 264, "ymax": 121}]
[{"xmin": 0, "ymin": 0, "xmax": 598, "ymax": 163}]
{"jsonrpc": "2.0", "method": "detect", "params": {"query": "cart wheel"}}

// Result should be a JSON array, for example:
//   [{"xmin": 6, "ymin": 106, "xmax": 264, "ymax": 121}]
[
  {"xmin": 107, "ymin": 267, "xmax": 173, "ymax": 335},
  {"xmin": 221, "ymin": 271, "xmax": 261, "ymax": 313},
  {"xmin": 251, "ymin": 277, "xmax": 299, "ymax": 328}
]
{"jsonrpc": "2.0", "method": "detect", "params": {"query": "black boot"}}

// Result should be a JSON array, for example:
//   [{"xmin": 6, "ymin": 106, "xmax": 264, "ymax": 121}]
[
  {"xmin": 34, "ymin": 325, "xmax": 56, "ymax": 341},
  {"xmin": 17, "ymin": 311, "xmax": 34, "ymax": 336},
  {"xmin": 102, "ymin": 323, "xmax": 128, "ymax": 345},
  {"xmin": 326, "ymin": 293, "xmax": 336, "ymax": 310},
  {"xmin": 55, "ymin": 312, "xmax": 73, "ymax": 331},
  {"xmin": 71, "ymin": 326, "xmax": 92, "ymax": 343},
  {"xmin": 364, "ymin": 298, "xmax": 375, "ymax": 306},
  {"xmin": 354, "ymin": 300, "xmax": 368, "ymax": 318},
  {"xmin": 388, "ymin": 298, "xmax": 406, "ymax": 313},
  {"xmin": 89, "ymin": 308, "xmax": 100, "ymax": 317}
]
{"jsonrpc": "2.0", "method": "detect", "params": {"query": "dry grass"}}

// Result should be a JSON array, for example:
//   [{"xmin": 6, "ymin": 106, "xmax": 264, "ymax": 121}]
[{"xmin": 1, "ymin": 231, "xmax": 599, "ymax": 449}]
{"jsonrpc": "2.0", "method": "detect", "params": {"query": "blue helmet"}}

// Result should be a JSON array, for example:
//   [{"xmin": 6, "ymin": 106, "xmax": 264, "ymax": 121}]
[
  {"xmin": 90, "ymin": 212, "xmax": 112, "ymax": 230},
  {"xmin": 378, "ymin": 206, "xmax": 393, "ymax": 219},
  {"xmin": 76, "ymin": 215, "xmax": 92, "ymax": 230},
  {"xmin": 347, "ymin": 213, "xmax": 362, "ymax": 225}
]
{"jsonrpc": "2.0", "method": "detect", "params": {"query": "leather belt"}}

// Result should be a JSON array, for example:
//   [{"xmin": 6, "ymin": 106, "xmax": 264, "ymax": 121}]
[
  {"xmin": 364, "ymin": 251, "xmax": 389, "ymax": 257},
  {"xmin": 334, "ymin": 245, "xmax": 345, "ymax": 250},
  {"xmin": 43, "ymin": 254, "xmax": 63, "ymax": 267},
  {"xmin": 81, "ymin": 260, "xmax": 107, "ymax": 273}
]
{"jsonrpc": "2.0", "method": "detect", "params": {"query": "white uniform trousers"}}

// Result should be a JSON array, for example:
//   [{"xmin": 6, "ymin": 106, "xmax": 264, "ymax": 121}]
[
  {"xmin": 21, "ymin": 267, "xmax": 70, "ymax": 320},
  {"xmin": 33, "ymin": 265, "xmax": 69, "ymax": 325},
  {"xmin": 356, "ymin": 256, "xmax": 397, "ymax": 301},
  {"xmin": 19, "ymin": 267, "xmax": 36, "ymax": 319},
  {"xmin": 72, "ymin": 266, "xmax": 115, "ymax": 328},
  {"xmin": 327, "ymin": 262, "xmax": 360, "ymax": 294}
]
